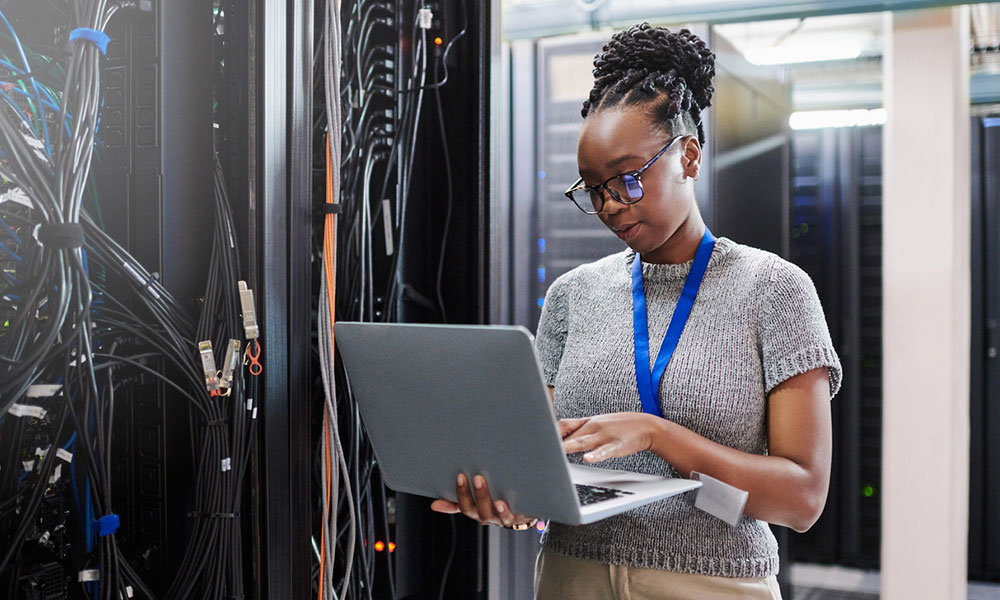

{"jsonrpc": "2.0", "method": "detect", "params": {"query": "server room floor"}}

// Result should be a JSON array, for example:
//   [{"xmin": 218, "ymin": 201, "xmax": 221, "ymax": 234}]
[{"xmin": 790, "ymin": 563, "xmax": 1000, "ymax": 599}]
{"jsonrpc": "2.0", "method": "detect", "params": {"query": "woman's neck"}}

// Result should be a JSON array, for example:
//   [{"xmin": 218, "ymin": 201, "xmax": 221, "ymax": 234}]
[{"xmin": 641, "ymin": 212, "xmax": 707, "ymax": 265}]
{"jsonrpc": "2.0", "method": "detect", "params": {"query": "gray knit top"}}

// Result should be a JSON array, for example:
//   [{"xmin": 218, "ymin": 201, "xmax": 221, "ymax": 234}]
[{"xmin": 535, "ymin": 236, "xmax": 842, "ymax": 579}]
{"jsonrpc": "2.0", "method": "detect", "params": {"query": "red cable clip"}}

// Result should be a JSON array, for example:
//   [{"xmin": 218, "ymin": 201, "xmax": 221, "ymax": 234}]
[{"xmin": 245, "ymin": 340, "xmax": 263, "ymax": 376}]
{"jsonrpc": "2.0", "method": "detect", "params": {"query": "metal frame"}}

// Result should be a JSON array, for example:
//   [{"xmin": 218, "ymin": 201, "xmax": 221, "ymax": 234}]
[
  {"xmin": 255, "ymin": 0, "xmax": 314, "ymax": 597},
  {"xmin": 502, "ymin": 0, "xmax": 999, "ymax": 40}
]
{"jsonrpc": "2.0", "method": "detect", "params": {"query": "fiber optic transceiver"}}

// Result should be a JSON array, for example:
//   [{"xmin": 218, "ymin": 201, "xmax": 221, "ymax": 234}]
[{"xmin": 198, "ymin": 340, "xmax": 219, "ymax": 392}]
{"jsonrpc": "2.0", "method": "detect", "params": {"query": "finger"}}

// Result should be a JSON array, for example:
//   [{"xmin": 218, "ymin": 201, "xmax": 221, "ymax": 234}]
[
  {"xmin": 493, "ymin": 500, "xmax": 515, "ymax": 527},
  {"xmin": 562, "ymin": 433, "xmax": 602, "ymax": 455},
  {"xmin": 583, "ymin": 441, "xmax": 626, "ymax": 463},
  {"xmin": 430, "ymin": 499, "xmax": 461, "ymax": 514},
  {"xmin": 558, "ymin": 418, "xmax": 589, "ymax": 438},
  {"xmin": 455, "ymin": 473, "xmax": 479, "ymax": 520},
  {"xmin": 472, "ymin": 475, "xmax": 501, "ymax": 525}
]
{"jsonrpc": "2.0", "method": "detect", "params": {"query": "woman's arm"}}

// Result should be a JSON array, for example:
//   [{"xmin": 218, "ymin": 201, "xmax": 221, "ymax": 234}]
[{"xmin": 559, "ymin": 367, "xmax": 832, "ymax": 532}]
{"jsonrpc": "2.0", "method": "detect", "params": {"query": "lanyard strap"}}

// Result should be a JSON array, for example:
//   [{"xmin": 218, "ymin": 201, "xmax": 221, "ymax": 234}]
[{"xmin": 632, "ymin": 229, "xmax": 716, "ymax": 419}]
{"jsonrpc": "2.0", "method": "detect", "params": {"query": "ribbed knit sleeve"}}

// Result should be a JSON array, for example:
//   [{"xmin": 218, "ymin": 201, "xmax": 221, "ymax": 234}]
[
  {"xmin": 535, "ymin": 274, "xmax": 571, "ymax": 387},
  {"xmin": 760, "ymin": 258, "xmax": 842, "ymax": 397}
]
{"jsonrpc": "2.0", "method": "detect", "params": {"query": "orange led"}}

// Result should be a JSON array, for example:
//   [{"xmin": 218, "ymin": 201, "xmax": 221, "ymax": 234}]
[
  {"xmin": 374, "ymin": 541, "xmax": 385, "ymax": 552},
  {"xmin": 388, "ymin": 542, "xmax": 396, "ymax": 553},
  {"xmin": 434, "ymin": 37, "xmax": 444, "ymax": 47}
]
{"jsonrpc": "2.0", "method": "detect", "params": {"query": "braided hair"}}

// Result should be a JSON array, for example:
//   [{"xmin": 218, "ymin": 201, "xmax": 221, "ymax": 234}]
[{"xmin": 582, "ymin": 23, "xmax": 716, "ymax": 146}]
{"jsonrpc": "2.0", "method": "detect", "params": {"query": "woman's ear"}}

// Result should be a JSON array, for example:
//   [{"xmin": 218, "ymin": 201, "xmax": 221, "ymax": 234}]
[{"xmin": 681, "ymin": 136, "xmax": 702, "ymax": 181}]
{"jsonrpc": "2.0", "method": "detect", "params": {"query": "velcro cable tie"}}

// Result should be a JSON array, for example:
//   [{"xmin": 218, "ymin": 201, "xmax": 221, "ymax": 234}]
[
  {"xmin": 187, "ymin": 511, "xmax": 239, "ymax": 519},
  {"xmin": 206, "ymin": 418, "xmax": 225, "ymax": 427},
  {"xmin": 26, "ymin": 384, "xmax": 62, "ymax": 397},
  {"xmin": 68, "ymin": 28, "xmax": 110, "ymax": 55},
  {"xmin": 95, "ymin": 513, "xmax": 120, "ymax": 537},
  {"xmin": 78, "ymin": 569, "xmax": 100, "ymax": 582},
  {"xmin": 33, "ymin": 223, "xmax": 85, "ymax": 249},
  {"xmin": 8, "ymin": 403, "xmax": 47, "ymax": 419},
  {"xmin": 319, "ymin": 203, "xmax": 342, "ymax": 215}
]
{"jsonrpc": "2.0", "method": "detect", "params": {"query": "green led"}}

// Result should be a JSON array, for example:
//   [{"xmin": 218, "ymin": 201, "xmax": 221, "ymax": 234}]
[
  {"xmin": 2, "ymin": 320, "xmax": 8, "ymax": 327},
  {"xmin": 862, "ymin": 485, "xmax": 875, "ymax": 498}
]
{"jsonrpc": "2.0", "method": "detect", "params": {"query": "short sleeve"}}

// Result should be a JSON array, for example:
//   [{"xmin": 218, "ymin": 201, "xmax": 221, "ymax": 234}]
[
  {"xmin": 534, "ymin": 275, "xmax": 572, "ymax": 387},
  {"xmin": 760, "ymin": 259, "xmax": 843, "ymax": 398}
]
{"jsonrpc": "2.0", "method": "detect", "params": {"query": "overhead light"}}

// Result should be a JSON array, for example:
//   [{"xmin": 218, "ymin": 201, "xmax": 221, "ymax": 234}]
[
  {"xmin": 789, "ymin": 108, "xmax": 887, "ymax": 130},
  {"xmin": 745, "ymin": 40, "xmax": 864, "ymax": 65}
]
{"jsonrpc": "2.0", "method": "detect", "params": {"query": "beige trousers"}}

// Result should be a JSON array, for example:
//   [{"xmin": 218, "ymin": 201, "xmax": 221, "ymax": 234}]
[{"xmin": 534, "ymin": 547, "xmax": 783, "ymax": 600}]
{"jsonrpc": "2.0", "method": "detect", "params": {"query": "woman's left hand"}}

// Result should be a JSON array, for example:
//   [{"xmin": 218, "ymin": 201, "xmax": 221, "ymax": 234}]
[{"xmin": 559, "ymin": 412, "xmax": 663, "ymax": 463}]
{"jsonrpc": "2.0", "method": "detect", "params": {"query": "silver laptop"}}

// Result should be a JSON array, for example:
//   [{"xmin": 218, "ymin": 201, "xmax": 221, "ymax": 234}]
[{"xmin": 333, "ymin": 322, "xmax": 701, "ymax": 525}]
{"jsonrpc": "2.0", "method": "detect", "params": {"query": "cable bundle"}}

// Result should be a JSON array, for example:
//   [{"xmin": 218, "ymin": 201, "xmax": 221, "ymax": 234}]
[
  {"xmin": 0, "ymin": 2, "xmax": 259, "ymax": 598},
  {"xmin": 313, "ymin": 1, "xmax": 467, "ymax": 598}
]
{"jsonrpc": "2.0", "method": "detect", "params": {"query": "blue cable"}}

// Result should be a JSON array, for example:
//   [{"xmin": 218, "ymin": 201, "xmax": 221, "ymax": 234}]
[
  {"xmin": 0, "ymin": 88, "xmax": 37, "ymax": 130},
  {"xmin": 0, "ymin": 58, "xmax": 74, "ymax": 140},
  {"xmin": 1, "ymin": 219, "xmax": 22, "ymax": 245},
  {"xmin": 0, "ymin": 236, "xmax": 22, "ymax": 262},
  {"xmin": 0, "ymin": 10, "xmax": 52, "ymax": 158}
]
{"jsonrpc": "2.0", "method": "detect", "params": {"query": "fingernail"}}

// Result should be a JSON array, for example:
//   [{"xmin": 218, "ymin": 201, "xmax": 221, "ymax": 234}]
[
  {"xmin": 494, "ymin": 501, "xmax": 505, "ymax": 513},
  {"xmin": 457, "ymin": 473, "xmax": 466, "ymax": 486},
  {"xmin": 474, "ymin": 476, "xmax": 484, "ymax": 490}
]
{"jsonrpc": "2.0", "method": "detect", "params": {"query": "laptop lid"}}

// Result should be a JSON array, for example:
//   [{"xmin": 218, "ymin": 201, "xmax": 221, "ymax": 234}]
[{"xmin": 334, "ymin": 322, "xmax": 584, "ymax": 524}]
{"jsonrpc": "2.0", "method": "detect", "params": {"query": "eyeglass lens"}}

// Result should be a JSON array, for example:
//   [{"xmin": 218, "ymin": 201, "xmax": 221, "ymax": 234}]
[{"xmin": 574, "ymin": 173, "xmax": 644, "ymax": 213}]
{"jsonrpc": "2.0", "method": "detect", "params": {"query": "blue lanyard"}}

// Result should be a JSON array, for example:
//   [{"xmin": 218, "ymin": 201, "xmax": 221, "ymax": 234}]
[{"xmin": 632, "ymin": 229, "xmax": 716, "ymax": 419}]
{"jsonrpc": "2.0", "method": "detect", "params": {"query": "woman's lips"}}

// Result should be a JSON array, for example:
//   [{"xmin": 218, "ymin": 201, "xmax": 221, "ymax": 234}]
[{"xmin": 614, "ymin": 222, "xmax": 640, "ymax": 242}]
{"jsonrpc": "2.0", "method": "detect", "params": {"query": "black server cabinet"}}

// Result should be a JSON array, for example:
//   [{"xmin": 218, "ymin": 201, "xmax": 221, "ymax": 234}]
[
  {"xmin": 969, "ymin": 114, "xmax": 1000, "ymax": 583},
  {"xmin": 97, "ymin": 4, "xmax": 216, "ymax": 590},
  {"xmin": 788, "ymin": 126, "xmax": 883, "ymax": 570}
]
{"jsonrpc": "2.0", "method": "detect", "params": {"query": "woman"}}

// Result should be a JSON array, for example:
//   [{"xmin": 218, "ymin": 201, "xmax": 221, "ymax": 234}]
[{"xmin": 432, "ymin": 22, "xmax": 840, "ymax": 599}]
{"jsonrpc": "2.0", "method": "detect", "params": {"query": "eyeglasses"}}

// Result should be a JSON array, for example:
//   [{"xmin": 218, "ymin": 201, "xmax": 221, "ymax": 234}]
[{"xmin": 564, "ymin": 135, "xmax": 683, "ymax": 215}]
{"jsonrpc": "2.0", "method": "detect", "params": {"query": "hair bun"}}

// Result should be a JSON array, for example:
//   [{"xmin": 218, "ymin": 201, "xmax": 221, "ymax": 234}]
[
  {"xmin": 583, "ymin": 23, "xmax": 716, "ymax": 145},
  {"xmin": 595, "ymin": 23, "xmax": 715, "ymax": 113}
]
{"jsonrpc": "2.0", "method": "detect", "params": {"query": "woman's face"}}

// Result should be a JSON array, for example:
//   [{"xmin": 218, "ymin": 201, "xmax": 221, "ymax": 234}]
[{"xmin": 576, "ymin": 106, "xmax": 701, "ymax": 263}]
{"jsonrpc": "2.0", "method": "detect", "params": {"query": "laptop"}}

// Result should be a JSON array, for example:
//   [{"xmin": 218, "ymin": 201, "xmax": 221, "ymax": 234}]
[{"xmin": 333, "ymin": 322, "xmax": 701, "ymax": 525}]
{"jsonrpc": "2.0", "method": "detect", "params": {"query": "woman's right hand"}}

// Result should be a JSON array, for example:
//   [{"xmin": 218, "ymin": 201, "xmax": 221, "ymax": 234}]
[{"xmin": 430, "ymin": 473, "xmax": 536, "ymax": 529}]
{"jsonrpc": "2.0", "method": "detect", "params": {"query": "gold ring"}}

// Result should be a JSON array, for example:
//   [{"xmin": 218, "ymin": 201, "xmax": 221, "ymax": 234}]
[{"xmin": 509, "ymin": 518, "xmax": 538, "ymax": 531}]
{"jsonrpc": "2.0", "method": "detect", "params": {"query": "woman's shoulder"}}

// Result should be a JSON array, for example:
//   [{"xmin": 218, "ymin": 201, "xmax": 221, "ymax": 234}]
[{"xmin": 717, "ymin": 237, "xmax": 812, "ymax": 289}]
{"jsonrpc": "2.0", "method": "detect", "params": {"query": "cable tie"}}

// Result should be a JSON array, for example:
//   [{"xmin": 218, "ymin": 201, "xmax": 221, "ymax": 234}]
[
  {"xmin": 8, "ymin": 403, "xmax": 47, "ymax": 419},
  {"xmin": 0, "ymin": 187, "xmax": 32, "ymax": 209},
  {"xmin": 56, "ymin": 448, "xmax": 73, "ymax": 463},
  {"xmin": 95, "ymin": 513, "xmax": 120, "ymax": 537},
  {"xmin": 187, "ymin": 511, "xmax": 240, "ymax": 519},
  {"xmin": 48, "ymin": 463, "xmax": 62, "ymax": 485},
  {"xmin": 121, "ymin": 261, "xmax": 161, "ymax": 300},
  {"xmin": 78, "ymin": 569, "xmax": 100, "ymax": 582},
  {"xmin": 26, "ymin": 384, "xmax": 62, "ymax": 398},
  {"xmin": 68, "ymin": 28, "xmax": 111, "ymax": 55},
  {"xmin": 32, "ymin": 223, "xmax": 84, "ymax": 249},
  {"xmin": 205, "ymin": 418, "xmax": 225, "ymax": 427},
  {"xmin": 319, "ymin": 203, "xmax": 342, "ymax": 215}
]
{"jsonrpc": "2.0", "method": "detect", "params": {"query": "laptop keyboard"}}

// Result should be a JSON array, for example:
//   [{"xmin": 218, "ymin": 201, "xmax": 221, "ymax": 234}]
[{"xmin": 575, "ymin": 483, "xmax": 635, "ymax": 506}]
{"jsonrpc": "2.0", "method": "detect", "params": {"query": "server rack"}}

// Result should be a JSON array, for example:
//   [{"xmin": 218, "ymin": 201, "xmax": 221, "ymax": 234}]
[
  {"xmin": 969, "ymin": 113, "xmax": 1000, "ymax": 583},
  {"xmin": 787, "ymin": 125, "xmax": 884, "ymax": 570}
]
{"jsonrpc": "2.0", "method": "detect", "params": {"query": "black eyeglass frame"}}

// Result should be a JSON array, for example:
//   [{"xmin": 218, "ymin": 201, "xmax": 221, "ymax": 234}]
[{"xmin": 564, "ymin": 135, "xmax": 684, "ymax": 215}]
